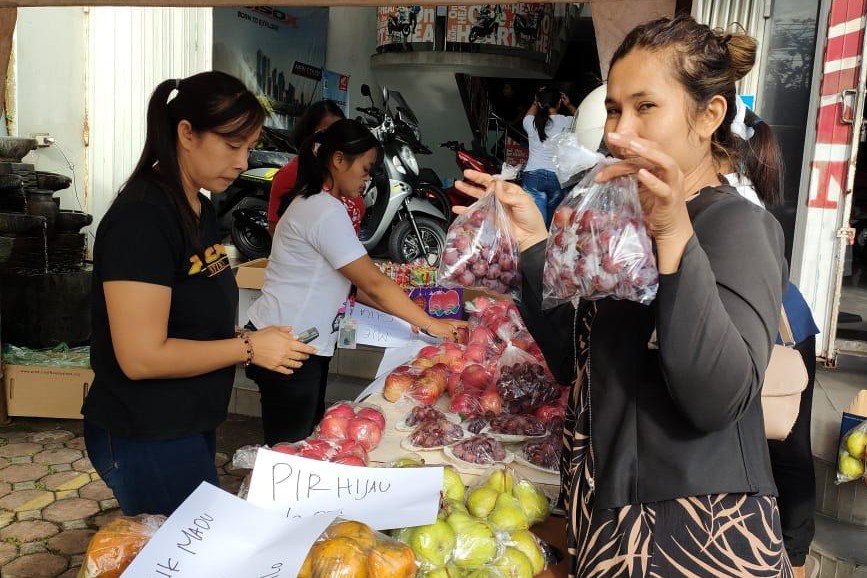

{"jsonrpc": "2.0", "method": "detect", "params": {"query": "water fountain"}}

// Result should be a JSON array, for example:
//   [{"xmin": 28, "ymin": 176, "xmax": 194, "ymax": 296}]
[{"xmin": 0, "ymin": 136, "xmax": 93, "ymax": 348}]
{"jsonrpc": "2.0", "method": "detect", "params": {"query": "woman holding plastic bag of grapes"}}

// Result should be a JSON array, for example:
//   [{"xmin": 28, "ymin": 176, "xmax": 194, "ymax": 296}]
[{"xmin": 455, "ymin": 16, "xmax": 791, "ymax": 577}]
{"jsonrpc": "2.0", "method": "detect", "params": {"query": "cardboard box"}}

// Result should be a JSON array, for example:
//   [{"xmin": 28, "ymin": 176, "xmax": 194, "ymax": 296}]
[
  {"xmin": 840, "ymin": 389, "xmax": 867, "ymax": 444},
  {"xmin": 235, "ymin": 258, "xmax": 268, "ymax": 325},
  {"xmin": 2, "ymin": 363, "xmax": 92, "ymax": 419}
]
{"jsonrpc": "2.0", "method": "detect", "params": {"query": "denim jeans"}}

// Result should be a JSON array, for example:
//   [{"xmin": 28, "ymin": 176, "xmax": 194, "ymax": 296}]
[
  {"xmin": 84, "ymin": 421, "xmax": 219, "ymax": 516},
  {"xmin": 522, "ymin": 169, "xmax": 564, "ymax": 227}
]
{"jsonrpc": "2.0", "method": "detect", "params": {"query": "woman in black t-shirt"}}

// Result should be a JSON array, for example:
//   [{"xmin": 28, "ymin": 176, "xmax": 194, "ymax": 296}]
[{"xmin": 83, "ymin": 71, "xmax": 317, "ymax": 517}]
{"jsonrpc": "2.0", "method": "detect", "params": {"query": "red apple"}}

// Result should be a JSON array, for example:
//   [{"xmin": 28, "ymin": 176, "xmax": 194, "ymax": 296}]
[
  {"xmin": 469, "ymin": 327, "xmax": 495, "ymax": 347},
  {"xmin": 411, "ymin": 358, "xmax": 436, "ymax": 369},
  {"xmin": 480, "ymin": 389, "xmax": 503, "ymax": 415},
  {"xmin": 418, "ymin": 345, "xmax": 442, "ymax": 359},
  {"xmin": 317, "ymin": 415, "xmax": 350, "ymax": 442},
  {"xmin": 347, "ymin": 417, "xmax": 383, "ymax": 451},
  {"xmin": 410, "ymin": 377, "xmax": 442, "ymax": 406},
  {"xmin": 272, "ymin": 444, "xmax": 299, "ymax": 455},
  {"xmin": 383, "ymin": 371, "xmax": 415, "ymax": 402},
  {"xmin": 356, "ymin": 407, "xmax": 385, "ymax": 430},
  {"xmin": 332, "ymin": 455, "xmax": 367, "ymax": 467},
  {"xmin": 461, "ymin": 364, "xmax": 492, "ymax": 390},
  {"xmin": 464, "ymin": 344, "xmax": 488, "ymax": 364},
  {"xmin": 449, "ymin": 392, "xmax": 482, "ymax": 418},
  {"xmin": 324, "ymin": 402, "xmax": 356, "ymax": 420}
]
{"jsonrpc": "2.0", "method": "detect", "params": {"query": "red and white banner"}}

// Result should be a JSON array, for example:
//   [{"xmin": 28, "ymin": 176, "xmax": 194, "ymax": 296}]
[
  {"xmin": 377, "ymin": 6, "xmax": 436, "ymax": 46},
  {"xmin": 446, "ymin": 4, "xmax": 554, "ymax": 53}
]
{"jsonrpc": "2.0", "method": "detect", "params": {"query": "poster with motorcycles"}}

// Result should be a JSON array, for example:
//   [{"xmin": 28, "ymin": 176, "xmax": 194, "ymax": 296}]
[
  {"xmin": 377, "ymin": 6, "xmax": 436, "ymax": 47},
  {"xmin": 446, "ymin": 4, "xmax": 553, "ymax": 53},
  {"xmin": 213, "ymin": 7, "xmax": 328, "ymax": 130}
]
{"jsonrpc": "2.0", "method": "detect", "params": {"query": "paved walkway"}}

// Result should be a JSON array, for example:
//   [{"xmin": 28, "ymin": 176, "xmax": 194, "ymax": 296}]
[{"xmin": 0, "ymin": 415, "xmax": 261, "ymax": 577}]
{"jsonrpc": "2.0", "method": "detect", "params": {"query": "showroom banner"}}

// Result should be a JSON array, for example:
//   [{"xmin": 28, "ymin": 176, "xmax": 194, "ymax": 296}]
[
  {"xmin": 446, "ymin": 4, "xmax": 554, "ymax": 53},
  {"xmin": 376, "ymin": 5, "xmax": 436, "ymax": 46},
  {"xmin": 213, "ymin": 6, "xmax": 328, "ymax": 129},
  {"xmin": 322, "ymin": 69, "xmax": 350, "ymax": 116}
]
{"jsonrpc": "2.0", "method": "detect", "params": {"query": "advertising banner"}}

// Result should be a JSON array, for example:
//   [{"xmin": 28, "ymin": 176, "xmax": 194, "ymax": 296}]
[
  {"xmin": 213, "ymin": 6, "xmax": 328, "ymax": 130},
  {"xmin": 446, "ymin": 3, "xmax": 554, "ymax": 53},
  {"xmin": 376, "ymin": 5, "xmax": 436, "ymax": 46},
  {"xmin": 322, "ymin": 69, "xmax": 350, "ymax": 116}
]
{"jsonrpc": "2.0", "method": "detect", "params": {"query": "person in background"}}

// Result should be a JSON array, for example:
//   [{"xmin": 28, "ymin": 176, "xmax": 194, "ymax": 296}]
[
  {"xmin": 267, "ymin": 100, "xmax": 363, "ymax": 237},
  {"xmin": 726, "ymin": 99, "xmax": 820, "ymax": 578},
  {"xmin": 457, "ymin": 15, "xmax": 792, "ymax": 576},
  {"xmin": 522, "ymin": 87, "xmax": 575, "ymax": 226},
  {"xmin": 83, "ymin": 71, "xmax": 316, "ymax": 516},
  {"xmin": 246, "ymin": 119, "xmax": 466, "ymax": 446}
]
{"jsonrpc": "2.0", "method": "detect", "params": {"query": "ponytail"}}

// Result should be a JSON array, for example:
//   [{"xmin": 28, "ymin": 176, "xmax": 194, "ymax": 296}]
[
  {"xmin": 736, "ymin": 109, "xmax": 784, "ymax": 207},
  {"xmin": 533, "ymin": 88, "xmax": 560, "ymax": 142}
]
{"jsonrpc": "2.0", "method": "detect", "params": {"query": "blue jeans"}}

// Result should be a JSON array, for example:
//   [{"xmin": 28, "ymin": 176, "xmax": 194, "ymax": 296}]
[
  {"xmin": 522, "ymin": 169, "xmax": 564, "ymax": 227},
  {"xmin": 84, "ymin": 421, "xmax": 219, "ymax": 516}
]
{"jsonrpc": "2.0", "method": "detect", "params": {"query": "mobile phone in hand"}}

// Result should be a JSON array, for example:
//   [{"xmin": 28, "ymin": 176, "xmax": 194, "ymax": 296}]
[{"xmin": 296, "ymin": 327, "xmax": 319, "ymax": 344}]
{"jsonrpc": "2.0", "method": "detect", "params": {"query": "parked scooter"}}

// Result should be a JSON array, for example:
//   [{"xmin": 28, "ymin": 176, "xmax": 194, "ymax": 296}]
[
  {"xmin": 212, "ymin": 125, "xmax": 295, "ymax": 261},
  {"xmin": 513, "ymin": 5, "xmax": 545, "ymax": 46},
  {"xmin": 356, "ymin": 84, "xmax": 449, "ymax": 265},
  {"xmin": 439, "ymin": 140, "xmax": 517, "ymax": 216}
]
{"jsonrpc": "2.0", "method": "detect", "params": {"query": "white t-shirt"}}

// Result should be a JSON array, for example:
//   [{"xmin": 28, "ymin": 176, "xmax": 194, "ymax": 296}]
[
  {"xmin": 522, "ymin": 114, "xmax": 573, "ymax": 173},
  {"xmin": 247, "ymin": 192, "xmax": 368, "ymax": 356},
  {"xmin": 723, "ymin": 173, "xmax": 764, "ymax": 208}
]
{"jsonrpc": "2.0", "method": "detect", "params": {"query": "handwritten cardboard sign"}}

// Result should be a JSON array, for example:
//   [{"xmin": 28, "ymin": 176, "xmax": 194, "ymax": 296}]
[
  {"xmin": 122, "ymin": 482, "xmax": 336, "ymax": 578},
  {"xmin": 349, "ymin": 303, "xmax": 438, "ymax": 348},
  {"xmin": 246, "ymin": 449, "xmax": 443, "ymax": 530}
]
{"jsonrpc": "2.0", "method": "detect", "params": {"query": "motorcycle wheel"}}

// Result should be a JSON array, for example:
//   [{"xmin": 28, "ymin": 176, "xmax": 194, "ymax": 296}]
[
  {"xmin": 388, "ymin": 216, "xmax": 447, "ymax": 266},
  {"xmin": 469, "ymin": 30, "xmax": 479, "ymax": 43},
  {"xmin": 230, "ymin": 199, "xmax": 271, "ymax": 261}
]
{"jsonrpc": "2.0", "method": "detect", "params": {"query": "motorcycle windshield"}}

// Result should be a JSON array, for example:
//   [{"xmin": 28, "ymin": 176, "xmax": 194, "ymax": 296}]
[{"xmin": 389, "ymin": 91, "xmax": 419, "ymax": 128}]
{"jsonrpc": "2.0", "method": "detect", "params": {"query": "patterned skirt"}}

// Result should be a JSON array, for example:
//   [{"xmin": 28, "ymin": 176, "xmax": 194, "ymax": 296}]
[{"xmin": 561, "ymin": 310, "xmax": 793, "ymax": 578}]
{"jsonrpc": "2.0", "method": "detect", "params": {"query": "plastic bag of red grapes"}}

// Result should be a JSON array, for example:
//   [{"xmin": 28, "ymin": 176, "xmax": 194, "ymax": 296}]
[
  {"xmin": 438, "ymin": 187, "xmax": 520, "ymax": 294},
  {"xmin": 543, "ymin": 162, "xmax": 658, "ymax": 307},
  {"xmin": 495, "ymin": 344, "xmax": 560, "ymax": 415}
]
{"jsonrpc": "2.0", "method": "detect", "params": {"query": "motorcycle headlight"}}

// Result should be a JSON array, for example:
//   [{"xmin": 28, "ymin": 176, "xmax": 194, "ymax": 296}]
[
  {"xmin": 398, "ymin": 144, "xmax": 419, "ymax": 175},
  {"xmin": 391, "ymin": 155, "xmax": 406, "ymax": 175}
]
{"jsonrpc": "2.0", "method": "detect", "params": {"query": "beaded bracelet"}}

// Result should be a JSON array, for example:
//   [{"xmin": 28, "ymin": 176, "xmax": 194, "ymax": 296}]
[{"xmin": 239, "ymin": 331, "xmax": 254, "ymax": 366}]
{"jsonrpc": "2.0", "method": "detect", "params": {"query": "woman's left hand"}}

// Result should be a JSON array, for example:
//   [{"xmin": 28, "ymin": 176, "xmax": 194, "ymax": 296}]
[
  {"xmin": 595, "ymin": 133, "xmax": 694, "ymax": 273},
  {"xmin": 426, "ymin": 319, "xmax": 468, "ymax": 343}
]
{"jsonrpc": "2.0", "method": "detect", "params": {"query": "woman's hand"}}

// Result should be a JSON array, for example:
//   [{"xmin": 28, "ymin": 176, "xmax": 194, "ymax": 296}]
[
  {"xmin": 454, "ymin": 170, "xmax": 548, "ymax": 251},
  {"xmin": 595, "ymin": 133, "xmax": 694, "ymax": 272},
  {"xmin": 248, "ymin": 326, "xmax": 317, "ymax": 375},
  {"xmin": 425, "ymin": 319, "xmax": 469, "ymax": 343}
]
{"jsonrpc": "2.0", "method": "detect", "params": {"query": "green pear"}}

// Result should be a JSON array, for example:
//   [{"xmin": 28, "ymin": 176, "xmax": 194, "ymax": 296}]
[
  {"xmin": 463, "ymin": 568, "xmax": 505, "ymax": 578},
  {"xmin": 466, "ymin": 486, "xmax": 500, "ymax": 518},
  {"xmin": 447, "ymin": 513, "xmax": 500, "ymax": 567},
  {"xmin": 512, "ymin": 479, "xmax": 551, "ymax": 525},
  {"xmin": 443, "ymin": 466, "xmax": 466, "ymax": 502},
  {"xmin": 420, "ymin": 567, "xmax": 452, "ymax": 578},
  {"xmin": 484, "ymin": 468, "xmax": 514, "ymax": 494},
  {"xmin": 440, "ymin": 498, "xmax": 470, "ymax": 520},
  {"xmin": 509, "ymin": 529, "xmax": 546, "ymax": 575},
  {"xmin": 392, "ymin": 526, "xmax": 414, "ymax": 543},
  {"xmin": 846, "ymin": 431, "xmax": 867, "ymax": 459},
  {"xmin": 839, "ymin": 453, "xmax": 865, "ymax": 478},
  {"xmin": 410, "ymin": 519, "xmax": 458, "ymax": 568},
  {"xmin": 488, "ymin": 493, "xmax": 529, "ymax": 533},
  {"xmin": 494, "ymin": 546, "xmax": 534, "ymax": 578},
  {"xmin": 394, "ymin": 456, "xmax": 426, "ymax": 468}
]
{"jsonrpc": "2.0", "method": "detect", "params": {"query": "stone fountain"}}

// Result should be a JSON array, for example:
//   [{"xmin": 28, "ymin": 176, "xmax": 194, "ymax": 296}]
[{"xmin": 0, "ymin": 136, "xmax": 93, "ymax": 348}]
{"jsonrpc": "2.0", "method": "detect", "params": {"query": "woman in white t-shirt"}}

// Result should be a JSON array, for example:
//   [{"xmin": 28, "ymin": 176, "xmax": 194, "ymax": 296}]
[
  {"xmin": 246, "ymin": 119, "xmax": 466, "ymax": 445},
  {"xmin": 522, "ymin": 88, "xmax": 575, "ymax": 227}
]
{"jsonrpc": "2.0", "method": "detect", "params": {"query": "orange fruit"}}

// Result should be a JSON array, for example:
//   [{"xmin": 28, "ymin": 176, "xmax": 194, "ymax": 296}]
[
  {"xmin": 310, "ymin": 537, "xmax": 369, "ymax": 578},
  {"xmin": 367, "ymin": 541, "xmax": 417, "ymax": 578},
  {"xmin": 327, "ymin": 520, "xmax": 378, "ymax": 552}
]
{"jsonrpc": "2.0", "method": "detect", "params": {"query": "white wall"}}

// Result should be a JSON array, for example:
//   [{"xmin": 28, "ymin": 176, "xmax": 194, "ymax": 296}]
[
  {"xmin": 326, "ymin": 7, "xmax": 381, "ymax": 113},
  {"xmin": 16, "ymin": 7, "xmax": 88, "ymax": 212},
  {"xmin": 87, "ymin": 7, "xmax": 212, "ymax": 227}
]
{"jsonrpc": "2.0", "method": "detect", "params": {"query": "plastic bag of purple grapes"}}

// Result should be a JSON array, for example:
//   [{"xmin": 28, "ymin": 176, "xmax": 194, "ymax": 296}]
[
  {"xmin": 495, "ymin": 344, "xmax": 560, "ymax": 415},
  {"xmin": 438, "ymin": 186, "xmax": 520, "ymax": 294},
  {"xmin": 543, "ymin": 161, "xmax": 658, "ymax": 307}
]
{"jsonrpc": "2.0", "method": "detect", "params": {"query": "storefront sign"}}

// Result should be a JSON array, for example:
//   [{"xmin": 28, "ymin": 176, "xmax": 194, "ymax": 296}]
[
  {"xmin": 292, "ymin": 60, "xmax": 323, "ymax": 82},
  {"xmin": 246, "ymin": 449, "xmax": 443, "ymax": 530},
  {"xmin": 377, "ymin": 5, "xmax": 436, "ymax": 46},
  {"xmin": 446, "ymin": 3, "xmax": 553, "ymax": 53},
  {"xmin": 122, "ymin": 482, "xmax": 337, "ymax": 578}
]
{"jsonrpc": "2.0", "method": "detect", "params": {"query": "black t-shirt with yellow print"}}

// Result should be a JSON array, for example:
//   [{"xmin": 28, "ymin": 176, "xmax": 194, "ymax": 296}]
[{"xmin": 84, "ymin": 175, "xmax": 238, "ymax": 440}]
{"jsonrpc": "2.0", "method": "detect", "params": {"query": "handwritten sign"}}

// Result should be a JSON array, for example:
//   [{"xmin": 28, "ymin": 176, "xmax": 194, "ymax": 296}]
[
  {"xmin": 122, "ymin": 482, "xmax": 336, "ymax": 578},
  {"xmin": 246, "ymin": 449, "xmax": 443, "ymax": 530},
  {"xmin": 349, "ymin": 303, "xmax": 438, "ymax": 348}
]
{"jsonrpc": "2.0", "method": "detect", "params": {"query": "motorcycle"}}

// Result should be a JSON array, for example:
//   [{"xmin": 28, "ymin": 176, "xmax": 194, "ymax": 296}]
[
  {"xmin": 212, "ymin": 125, "xmax": 295, "ymax": 261},
  {"xmin": 439, "ymin": 140, "xmax": 518, "ymax": 216},
  {"xmin": 387, "ymin": 13, "xmax": 412, "ymax": 40},
  {"xmin": 513, "ymin": 6, "xmax": 544, "ymax": 45},
  {"xmin": 356, "ymin": 84, "xmax": 450, "ymax": 265},
  {"xmin": 469, "ymin": 11, "xmax": 498, "ymax": 43}
]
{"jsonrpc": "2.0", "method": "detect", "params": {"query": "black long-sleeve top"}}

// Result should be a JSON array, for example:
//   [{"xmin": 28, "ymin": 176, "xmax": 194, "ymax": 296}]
[{"xmin": 519, "ymin": 186, "xmax": 787, "ymax": 508}]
